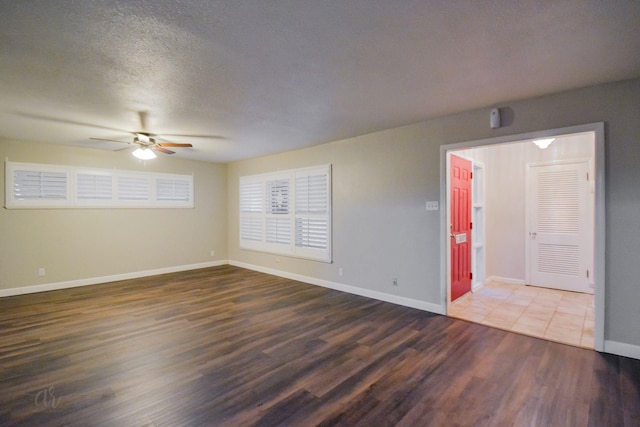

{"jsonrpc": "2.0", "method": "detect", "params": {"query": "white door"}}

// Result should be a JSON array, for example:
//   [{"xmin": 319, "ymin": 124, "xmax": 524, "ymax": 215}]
[{"xmin": 528, "ymin": 161, "xmax": 593, "ymax": 293}]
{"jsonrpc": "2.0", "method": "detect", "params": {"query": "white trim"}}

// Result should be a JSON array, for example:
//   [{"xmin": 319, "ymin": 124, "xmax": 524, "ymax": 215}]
[
  {"xmin": 471, "ymin": 160, "xmax": 486, "ymax": 294},
  {"xmin": 229, "ymin": 260, "xmax": 446, "ymax": 315},
  {"xmin": 593, "ymin": 123, "xmax": 605, "ymax": 352},
  {"xmin": 604, "ymin": 340, "xmax": 640, "ymax": 360},
  {"xmin": 472, "ymin": 281, "xmax": 486, "ymax": 292},
  {"xmin": 440, "ymin": 152, "xmax": 450, "ymax": 309},
  {"xmin": 485, "ymin": 276, "xmax": 526, "ymax": 286},
  {"xmin": 0, "ymin": 261, "xmax": 227, "ymax": 298}
]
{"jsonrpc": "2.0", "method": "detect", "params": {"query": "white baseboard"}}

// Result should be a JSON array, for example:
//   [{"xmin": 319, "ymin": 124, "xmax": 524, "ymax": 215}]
[
  {"xmin": 486, "ymin": 275, "xmax": 526, "ymax": 286},
  {"xmin": 0, "ymin": 260, "xmax": 228, "ymax": 298},
  {"xmin": 229, "ymin": 260, "xmax": 445, "ymax": 315},
  {"xmin": 472, "ymin": 280, "xmax": 486, "ymax": 292},
  {"xmin": 604, "ymin": 340, "xmax": 640, "ymax": 360}
]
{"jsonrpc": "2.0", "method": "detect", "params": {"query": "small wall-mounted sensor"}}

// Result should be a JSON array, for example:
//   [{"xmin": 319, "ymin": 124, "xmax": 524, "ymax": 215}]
[{"xmin": 490, "ymin": 108, "xmax": 500, "ymax": 129}]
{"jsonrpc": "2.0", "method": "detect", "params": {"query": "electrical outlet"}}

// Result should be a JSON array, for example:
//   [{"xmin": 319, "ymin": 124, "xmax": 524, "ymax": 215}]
[
  {"xmin": 38, "ymin": 268, "xmax": 46, "ymax": 277},
  {"xmin": 338, "ymin": 267, "xmax": 344, "ymax": 276},
  {"xmin": 392, "ymin": 277, "xmax": 398, "ymax": 286},
  {"xmin": 210, "ymin": 250, "xmax": 215, "ymax": 257}
]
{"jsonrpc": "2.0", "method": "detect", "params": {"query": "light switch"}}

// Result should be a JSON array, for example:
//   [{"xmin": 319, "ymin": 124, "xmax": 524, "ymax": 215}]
[{"xmin": 425, "ymin": 201, "xmax": 439, "ymax": 211}]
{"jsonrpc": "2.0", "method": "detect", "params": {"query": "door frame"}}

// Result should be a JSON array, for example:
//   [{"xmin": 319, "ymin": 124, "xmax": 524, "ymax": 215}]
[{"xmin": 439, "ymin": 122, "xmax": 605, "ymax": 352}]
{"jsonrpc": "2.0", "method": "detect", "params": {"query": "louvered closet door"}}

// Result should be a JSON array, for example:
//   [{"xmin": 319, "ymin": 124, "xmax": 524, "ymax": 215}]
[{"xmin": 529, "ymin": 161, "xmax": 592, "ymax": 293}]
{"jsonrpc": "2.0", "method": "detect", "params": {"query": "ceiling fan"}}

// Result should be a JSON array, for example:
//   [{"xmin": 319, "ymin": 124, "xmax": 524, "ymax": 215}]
[{"xmin": 90, "ymin": 111, "xmax": 207, "ymax": 159}]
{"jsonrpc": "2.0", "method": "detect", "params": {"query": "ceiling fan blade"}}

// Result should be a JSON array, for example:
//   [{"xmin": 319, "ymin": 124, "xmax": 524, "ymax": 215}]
[
  {"xmin": 157, "ymin": 143, "xmax": 193, "ymax": 148},
  {"xmin": 16, "ymin": 112, "xmax": 132, "ymax": 134},
  {"xmin": 90, "ymin": 137, "xmax": 131, "ymax": 144},
  {"xmin": 154, "ymin": 146, "xmax": 175, "ymax": 155},
  {"xmin": 160, "ymin": 134, "xmax": 226, "ymax": 139}
]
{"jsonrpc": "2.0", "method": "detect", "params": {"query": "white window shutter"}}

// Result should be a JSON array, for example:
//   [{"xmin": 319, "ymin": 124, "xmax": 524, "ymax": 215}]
[
  {"xmin": 294, "ymin": 166, "xmax": 331, "ymax": 261},
  {"xmin": 239, "ymin": 165, "xmax": 331, "ymax": 262},
  {"xmin": 118, "ymin": 176, "xmax": 150, "ymax": 201},
  {"xmin": 295, "ymin": 174, "xmax": 328, "ymax": 214},
  {"xmin": 156, "ymin": 177, "xmax": 192, "ymax": 203},
  {"xmin": 266, "ymin": 217, "xmax": 291, "ymax": 244},
  {"xmin": 265, "ymin": 178, "xmax": 291, "ymax": 247},
  {"xmin": 241, "ymin": 217, "xmax": 263, "ymax": 242},
  {"xmin": 239, "ymin": 178, "xmax": 264, "ymax": 249},
  {"xmin": 295, "ymin": 218, "xmax": 328, "ymax": 249},
  {"xmin": 13, "ymin": 169, "xmax": 67, "ymax": 201},
  {"xmin": 240, "ymin": 180, "xmax": 263, "ymax": 213},
  {"xmin": 6, "ymin": 162, "xmax": 193, "ymax": 209},
  {"xmin": 267, "ymin": 179, "xmax": 290, "ymax": 214},
  {"xmin": 77, "ymin": 173, "xmax": 113, "ymax": 200}
]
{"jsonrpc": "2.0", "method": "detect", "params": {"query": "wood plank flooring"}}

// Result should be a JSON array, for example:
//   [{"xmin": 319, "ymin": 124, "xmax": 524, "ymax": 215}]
[{"xmin": 0, "ymin": 265, "xmax": 638, "ymax": 426}]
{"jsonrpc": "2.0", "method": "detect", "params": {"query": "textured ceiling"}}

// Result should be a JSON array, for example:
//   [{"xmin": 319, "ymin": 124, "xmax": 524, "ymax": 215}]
[{"xmin": 1, "ymin": 1, "xmax": 639, "ymax": 163}]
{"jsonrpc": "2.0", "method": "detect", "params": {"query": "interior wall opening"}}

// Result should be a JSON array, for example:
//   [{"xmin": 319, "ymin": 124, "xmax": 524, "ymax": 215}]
[{"xmin": 441, "ymin": 124, "xmax": 604, "ymax": 351}]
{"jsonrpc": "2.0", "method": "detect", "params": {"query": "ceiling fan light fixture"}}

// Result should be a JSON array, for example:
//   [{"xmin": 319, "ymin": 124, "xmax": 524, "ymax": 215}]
[
  {"xmin": 132, "ymin": 147, "xmax": 156, "ymax": 160},
  {"xmin": 532, "ymin": 138, "xmax": 555, "ymax": 149}
]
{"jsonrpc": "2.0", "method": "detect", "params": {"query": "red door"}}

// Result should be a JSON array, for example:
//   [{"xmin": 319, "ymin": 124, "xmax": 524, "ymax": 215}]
[{"xmin": 450, "ymin": 154, "xmax": 472, "ymax": 302}]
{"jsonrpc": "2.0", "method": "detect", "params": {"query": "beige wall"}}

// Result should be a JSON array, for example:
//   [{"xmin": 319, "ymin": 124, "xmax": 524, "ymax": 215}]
[
  {"xmin": 228, "ymin": 79, "xmax": 640, "ymax": 348},
  {"xmin": 0, "ymin": 139, "xmax": 228, "ymax": 290}
]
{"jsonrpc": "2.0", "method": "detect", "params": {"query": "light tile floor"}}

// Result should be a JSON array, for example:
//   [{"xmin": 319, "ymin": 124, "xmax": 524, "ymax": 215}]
[{"xmin": 448, "ymin": 281, "xmax": 594, "ymax": 348}]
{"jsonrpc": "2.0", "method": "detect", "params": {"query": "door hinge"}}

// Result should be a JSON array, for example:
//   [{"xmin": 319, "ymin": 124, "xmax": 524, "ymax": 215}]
[
  {"xmin": 587, "ymin": 172, "xmax": 589, "ymax": 181},
  {"xmin": 587, "ymin": 269, "xmax": 590, "ymax": 279},
  {"xmin": 470, "ymin": 172, "xmax": 473, "ymax": 179},
  {"xmin": 470, "ymin": 222, "xmax": 473, "ymax": 230},
  {"xmin": 470, "ymin": 272, "xmax": 473, "ymax": 280}
]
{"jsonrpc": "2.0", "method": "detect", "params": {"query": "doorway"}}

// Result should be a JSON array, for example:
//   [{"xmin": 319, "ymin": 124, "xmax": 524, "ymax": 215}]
[{"xmin": 440, "ymin": 123, "xmax": 605, "ymax": 351}]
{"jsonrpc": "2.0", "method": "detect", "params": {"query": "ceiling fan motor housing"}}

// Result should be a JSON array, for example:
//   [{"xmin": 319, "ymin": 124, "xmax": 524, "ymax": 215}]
[{"xmin": 134, "ymin": 134, "xmax": 155, "ymax": 146}]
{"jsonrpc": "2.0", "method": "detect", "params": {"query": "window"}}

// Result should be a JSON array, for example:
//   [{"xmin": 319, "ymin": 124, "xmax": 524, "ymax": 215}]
[
  {"xmin": 6, "ymin": 163, "xmax": 71, "ymax": 208},
  {"xmin": 239, "ymin": 165, "xmax": 331, "ymax": 262},
  {"xmin": 5, "ymin": 161, "xmax": 194, "ymax": 209}
]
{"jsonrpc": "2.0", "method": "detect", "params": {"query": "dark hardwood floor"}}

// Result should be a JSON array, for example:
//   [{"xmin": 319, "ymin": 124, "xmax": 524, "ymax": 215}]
[{"xmin": 1, "ymin": 265, "xmax": 638, "ymax": 426}]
